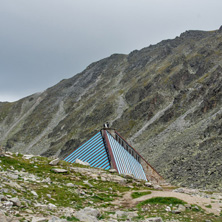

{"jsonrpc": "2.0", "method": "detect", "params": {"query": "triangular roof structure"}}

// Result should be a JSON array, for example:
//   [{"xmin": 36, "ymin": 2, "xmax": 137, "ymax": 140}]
[{"xmin": 64, "ymin": 128, "xmax": 164, "ymax": 184}]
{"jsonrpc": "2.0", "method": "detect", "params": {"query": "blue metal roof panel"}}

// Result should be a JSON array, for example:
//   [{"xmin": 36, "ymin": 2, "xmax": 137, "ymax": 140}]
[
  {"xmin": 64, "ymin": 132, "xmax": 101, "ymax": 162},
  {"xmin": 64, "ymin": 131, "xmax": 111, "ymax": 170},
  {"xmin": 106, "ymin": 131, "xmax": 147, "ymax": 181}
]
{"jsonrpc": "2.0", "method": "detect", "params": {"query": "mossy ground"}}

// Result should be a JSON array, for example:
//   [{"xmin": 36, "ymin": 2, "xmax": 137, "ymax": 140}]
[{"xmin": 1, "ymin": 154, "xmax": 222, "ymax": 221}]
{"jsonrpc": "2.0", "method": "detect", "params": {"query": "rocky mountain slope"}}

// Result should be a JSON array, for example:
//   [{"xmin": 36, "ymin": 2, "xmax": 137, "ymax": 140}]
[
  {"xmin": 0, "ymin": 26, "xmax": 222, "ymax": 190},
  {"xmin": 1, "ymin": 152, "xmax": 222, "ymax": 222}
]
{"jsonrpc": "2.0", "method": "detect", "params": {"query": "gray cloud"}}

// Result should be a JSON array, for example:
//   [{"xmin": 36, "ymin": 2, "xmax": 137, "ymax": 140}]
[{"xmin": 0, "ymin": 0, "xmax": 222, "ymax": 101}]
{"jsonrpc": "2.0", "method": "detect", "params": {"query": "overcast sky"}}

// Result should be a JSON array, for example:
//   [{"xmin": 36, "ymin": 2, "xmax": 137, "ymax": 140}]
[{"xmin": 0, "ymin": 0, "xmax": 222, "ymax": 102}]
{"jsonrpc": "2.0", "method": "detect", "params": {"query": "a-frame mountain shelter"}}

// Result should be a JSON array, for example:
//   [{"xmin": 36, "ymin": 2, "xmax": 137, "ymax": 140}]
[{"xmin": 64, "ymin": 128, "xmax": 164, "ymax": 184}]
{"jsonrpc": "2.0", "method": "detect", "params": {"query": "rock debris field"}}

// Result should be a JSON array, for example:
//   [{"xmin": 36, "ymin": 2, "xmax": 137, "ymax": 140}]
[{"xmin": 0, "ymin": 151, "xmax": 222, "ymax": 222}]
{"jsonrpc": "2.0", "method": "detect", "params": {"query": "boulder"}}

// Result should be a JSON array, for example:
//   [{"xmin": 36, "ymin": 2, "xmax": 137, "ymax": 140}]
[
  {"xmin": 8, "ymin": 173, "xmax": 19, "ymax": 180},
  {"xmin": 49, "ymin": 158, "xmax": 60, "ymax": 166},
  {"xmin": 66, "ymin": 183, "xmax": 75, "ymax": 187},
  {"xmin": 83, "ymin": 180, "xmax": 93, "ymax": 187},
  {"xmin": 46, "ymin": 194, "xmax": 51, "ymax": 198},
  {"xmin": 31, "ymin": 217, "xmax": 48, "ymax": 222},
  {"xmin": 153, "ymin": 185, "xmax": 163, "ymax": 190},
  {"xmin": 144, "ymin": 217, "xmax": 163, "ymax": 222},
  {"xmin": 0, "ymin": 195, "xmax": 8, "ymax": 201},
  {"xmin": 124, "ymin": 173, "xmax": 134, "ymax": 179},
  {"xmin": 31, "ymin": 190, "xmax": 38, "ymax": 197},
  {"xmin": 184, "ymin": 204, "xmax": 191, "ymax": 209},
  {"xmin": 145, "ymin": 182, "xmax": 153, "ymax": 187},
  {"xmin": 110, "ymin": 175, "xmax": 126, "ymax": 184},
  {"xmin": 23, "ymin": 155, "xmax": 34, "ymax": 160},
  {"xmin": 165, "ymin": 206, "xmax": 171, "ymax": 212},
  {"xmin": 109, "ymin": 169, "xmax": 117, "ymax": 173},
  {"xmin": 172, "ymin": 204, "xmax": 186, "ymax": 214},
  {"xmin": 75, "ymin": 159, "xmax": 90, "ymax": 166},
  {"xmin": 10, "ymin": 197, "xmax": 21, "ymax": 207},
  {"xmin": 42, "ymin": 177, "xmax": 51, "ymax": 183},
  {"xmin": 48, "ymin": 203, "xmax": 57, "ymax": 210},
  {"xmin": 0, "ymin": 212, "xmax": 7, "ymax": 222},
  {"xmin": 74, "ymin": 207, "xmax": 100, "ymax": 222},
  {"xmin": 90, "ymin": 174, "xmax": 99, "ymax": 180},
  {"xmin": 114, "ymin": 210, "xmax": 138, "ymax": 219},
  {"xmin": 48, "ymin": 216, "xmax": 67, "ymax": 222},
  {"xmin": 4, "ymin": 201, "xmax": 13, "ymax": 208},
  {"xmin": 51, "ymin": 168, "xmax": 68, "ymax": 173},
  {"xmin": 4, "ymin": 181, "xmax": 22, "ymax": 189},
  {"xmin": 178, "ymin": 204, "xmax": 186, "ymax": 212}
]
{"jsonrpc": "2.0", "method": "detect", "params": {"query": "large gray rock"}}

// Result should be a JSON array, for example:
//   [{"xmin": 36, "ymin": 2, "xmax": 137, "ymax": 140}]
[
  {"xmin": 10, "ymin": 197, "xmax": 21, "ymax": 207},
  {"xmin": 0, "ymin": 212, "xmax": 7, "ymax": 222},
  {"xmin": 74, "ymin": 213, "xmax": 98, "ymax": 222},
  {"xmin": 153, "ymin": 185, "xmax": 163, "ymax": 190},
  {"xmin": 144, "ymin": 217, "xmax": 163, "ymax": 222},
  {"xmin": 4, "ymin": 201, "xmax": 13, "ymax": 208},
  {"xmin": 51, "ymin": 168, "xmax": 68, "ymax": 173},
  {"xmin": 48, "ymin": 203, "xmax": 57, "ymax": 210},
  {"xmin": 110, "ymin": 175, "xmax": 126, "ymax": 184},
  {"xmin": 75, "ymin": 159, "xmax": 90, "ymax": 166},
  {"xmin": 83, "ymin": 180, "xmax": 93, "ymax": 187},
  {"xmin": 7, "ymin": 173, "xmax": 19, "ymax": 180},
  {"xmin": 4, "ymin": 181, "xmax": 22, "ymax": 189},
  {"xmin": 109, "ymin": 169, "xmax": 117, "ymax": 173},
  {"xmin": 74, "ymin": 207, "xmax": 100, "ymax": 222},
  {"xmin": 172, "ymin": 204, "xmax": 186, "ymax": 214},
  {"xmin": 49, "ymin": 158, "xmax": 60, "ymax": 166},
  {"xmin": 0, "ymin": 195, "xmax": 8, "ymax": 201},
  {"xmin": 31, "ymin": 217, "xmax": 48, "ymax": 222},
  {"xmin": 145, "ymin": 182, "xmax": 153, "ymax": 187},
  {"xmin": 31, "ymin": 190, "xmax": 38, "ymax": 197},
  {"xmin": 23, "ymin": 155, "xmax": 34, "ymax": 160},
  {"xmin": 124, "ymin": 173, "xmax": 134, "ymax": 179},
  {"xmin": 114, "ymin": 210, "xmax": 138, "ymax": 219},
  {"xmin": 66, "ymin": 183, "xmax": 75, "ymax": 187},
  {"xmin": 48, "ymin": 216, "xmax": 67, "ymax": 222},
  {"xmin": 42, "ymin": 177, "xmax": 51, "ymax": 183}
]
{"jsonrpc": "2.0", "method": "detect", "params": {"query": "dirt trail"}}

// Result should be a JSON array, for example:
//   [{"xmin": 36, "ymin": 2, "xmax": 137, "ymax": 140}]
[{"xmin": 112, "ymin": 190, "xmax": 222, "ymax": 215}]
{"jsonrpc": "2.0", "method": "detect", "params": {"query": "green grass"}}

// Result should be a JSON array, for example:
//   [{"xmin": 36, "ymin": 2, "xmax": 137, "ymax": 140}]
[
  {"xmin": 137, "ymin": 197, "xmax": 186, "ymax": 208},
  {"xmin": 61, "ymin": 216, "xmax": 80, "ymax": 221},
  {"xmin": 91, "ymin": 193, "xmax": 114, "ymax": 203},
  {"xmin": 1, "ymin": 154, "xmax": 222, "ymax": 222},
  {"xmin": 131, "ymin": 191, "xmax": 151, "ymax": 199},
  {"xmin": 0, "ymin": 155, "xmax": 132, "ymax": 210},
  {"xmin": 205, "ymin": 204, "xmax": 212, "ymax": 208}
]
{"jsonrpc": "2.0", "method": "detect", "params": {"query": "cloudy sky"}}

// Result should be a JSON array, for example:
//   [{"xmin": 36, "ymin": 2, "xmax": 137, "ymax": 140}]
[{"xmin": 0, "ymin": 0, "xmax": 222, "ymax": 102}]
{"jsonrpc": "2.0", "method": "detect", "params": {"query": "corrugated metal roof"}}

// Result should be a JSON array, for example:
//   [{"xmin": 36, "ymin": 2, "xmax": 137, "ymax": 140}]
[
  {"xmin": 106, "ymin": 131, "xmax": 147, "ymax": 181},
  {"xmin": 63, "ymin": 129, "xmax": 147, "ymax": 180},
  {"xmin": 64, "ymin": 131, "xmax": 111, "ymax": 170}
]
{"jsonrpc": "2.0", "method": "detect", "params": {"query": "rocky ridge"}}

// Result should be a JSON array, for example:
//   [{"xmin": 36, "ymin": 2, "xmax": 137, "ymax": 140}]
[{"xmin": 0, "ymin": 27, "xmax": 222, "ymax": 190}]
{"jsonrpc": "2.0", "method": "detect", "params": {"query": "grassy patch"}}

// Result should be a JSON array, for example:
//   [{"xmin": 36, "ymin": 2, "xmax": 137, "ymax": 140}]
[
  {"xmin": 131, "ymin": 191, "xmax": 151, "ymax": 199},
  {"xmin": 91, "ymin": 193, "xmax": 114, "ymax": 203},
  {"xmin": 61, "ymin": 216, "xmax": 80, "ymax": 221},
  {"xmin": 137, "ymin": 197, "xmax": 186, "ymax": 208}
]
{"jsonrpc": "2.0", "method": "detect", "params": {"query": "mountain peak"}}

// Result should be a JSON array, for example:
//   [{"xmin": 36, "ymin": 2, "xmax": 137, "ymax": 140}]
[{"xmin": 0, "ymin": 27, "xmax": 222, "ymax": 191}]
